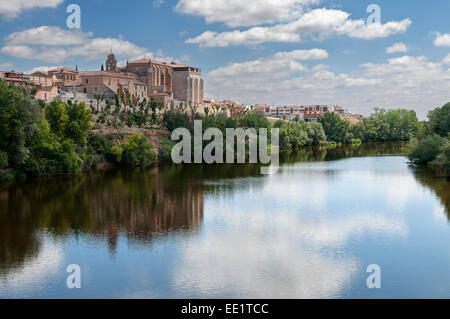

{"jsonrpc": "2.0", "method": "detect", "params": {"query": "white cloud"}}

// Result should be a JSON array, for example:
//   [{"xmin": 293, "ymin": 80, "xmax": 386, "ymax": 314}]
[
  {"xmin": 0, "ymin": 62, "xmax": 13, "ymax": 69},
  {"xmin": 1, "ymin": 26, "xmax": 175, "ymax": 64},
  {"xmin": 5, "ymin": 26, "xmax": 92, "ymax": 46},
  {"xmin": 206, "ymin": 54, "xmax": 450, "ymax": 119},
  {"xmin": 444, "ymin": 54, "xmax": 450, "ymax": 65},
  {"xmin": 337, "ymin": 19, "xmax": 411, "ymax": 40},
  {"xmin": 0, "ymin": 239, "xmax": 63, "ymax": 298},
  {"xmin": 386, "ymin": 42, "xmax": 408, "ymax": 54},
  {"xmin": 0, "ymin": 0, "xmax": 63, "ymax": 18},
  {"xmin": 274, "ymin": 48, "xmax": 328, "ymax": 60},
  {"xmin": 186, "ymin": 8, "xmax": 412, "ymax": 47},
  {"xmin": 434, "ymin": 33, "xmax": 450, "ymax": 47},
  {"xmin": 209, "ymin": 49, "xmax": 327, "ymax": 80},
  {"xmin": 25, "ymin": 65, "xmax": 62, "ymax": 74},
  {"xmin": 175, "ymin": 0, "xmax": 320, "ymax": 28}
]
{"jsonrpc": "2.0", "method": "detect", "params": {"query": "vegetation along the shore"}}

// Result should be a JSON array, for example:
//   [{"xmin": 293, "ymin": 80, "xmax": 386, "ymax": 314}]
[
  {"xmin": 0, "ymin": 79, "xmax": 449, "ymax": 183},
  {"xmin": 408, "ymin": 102, "xmax": 450, "ymax": 177}
]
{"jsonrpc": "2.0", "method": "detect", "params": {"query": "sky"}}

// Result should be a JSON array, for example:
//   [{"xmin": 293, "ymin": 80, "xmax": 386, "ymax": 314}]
[{"xmin": 0, "ymin": 0, "xmax": 449, "ymax": 119}]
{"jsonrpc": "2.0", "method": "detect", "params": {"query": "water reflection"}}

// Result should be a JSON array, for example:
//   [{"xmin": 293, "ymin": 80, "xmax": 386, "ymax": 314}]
[
  {"xmin": 0, "ymin": 168, "xmax": 206, "ymax": 275},
  {"xmin": 0, "ymin": 142, "xmax": 449, "ymax": 298},
  {"xmin": 411, "ymin": 167, "xmax": 450, "ymax": 220}
]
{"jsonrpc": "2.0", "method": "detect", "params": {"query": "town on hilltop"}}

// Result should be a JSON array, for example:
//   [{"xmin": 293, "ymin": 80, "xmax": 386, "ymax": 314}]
[{"xmin": 0, "ymin": 53, "xmax": 363, "ymax": 122}]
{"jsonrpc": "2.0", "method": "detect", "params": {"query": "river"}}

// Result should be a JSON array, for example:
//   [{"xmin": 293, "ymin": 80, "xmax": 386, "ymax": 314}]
[{"xmin": 0, "ymin": 142, "xmax": 449, "ymax": 298}]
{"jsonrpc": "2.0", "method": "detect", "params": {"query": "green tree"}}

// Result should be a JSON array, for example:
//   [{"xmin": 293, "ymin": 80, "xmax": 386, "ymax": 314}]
[
  {"xmin": 64, "ymin": 101, "xmax": 93, "ymax": 147},
  {"xmin": 0, "ymin": 80, "xmax": 41, "ymax": 167},
  {"xmin": 428, "ymin": 102, "xmax": 450, "ymax": 137},
  {"xmin": 120, "ymin": 134, "xmax": 157, "ymax": 167},
  {"xmin": 409, "ymin": 134, "xmax": 445, "ymax": 164},
  {"xmin": 44, "ymin": 100, "xmax": 68, "ymax": 138},
  {"xmin": 319, "ymin": 112, "xmax": 350, "ymax": 143},
  {"xmin": 22, "ymin": 119, "xmax": 82, "ymax": 176},
  {"xmin": 433, "ymin": 139, "xmax": 450, "ymax": 176},
  {"xmin": 306, "ymin": 122, "xmax": 327, "ymax": 146},
  {"xmin": 0, "ymin": 151, "xmax": 8, "ymax": 169}
]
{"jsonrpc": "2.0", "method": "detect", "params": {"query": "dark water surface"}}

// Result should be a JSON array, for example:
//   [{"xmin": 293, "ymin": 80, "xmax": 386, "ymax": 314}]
[{"xmin": 1, "ymin": 143, "xmax": 449, "ymax": 298}]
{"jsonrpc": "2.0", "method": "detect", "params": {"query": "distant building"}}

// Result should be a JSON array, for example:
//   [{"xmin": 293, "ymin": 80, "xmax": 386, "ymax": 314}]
[
  {"xmin": 0, "ymin": 70, "xmax": 31, "ymax": 86},
  {"xmin": 29, "ymin": 71, "xmax": 55, "ymax": 88},
  {"xmin": 304, "ymin": 111, "xmax": 324, "ymax": 122},
  {"xmin": 79, "ymin": 71, "xmax": 146, "ymax": 102},
  {"xmin": 117, "ymin": 55, "xmax": 204, "ymax": 105},
  {"xmin": 121, "ymin": 58, "xmax": 173, "ymax": 95},
  {"xmin": 48, "ymin": 67, "xmax": 80, "ymax": 91},
  {"xmin": 172, "ymin": 63, "xmax": 203, "ymax": 105},
  {"xmin": 261, "ymin": 105, "xmax": 345, "ymax": 121},
  {"xmin": 105, "ymin": 53, "xmax": 118, "ymax": 72}
]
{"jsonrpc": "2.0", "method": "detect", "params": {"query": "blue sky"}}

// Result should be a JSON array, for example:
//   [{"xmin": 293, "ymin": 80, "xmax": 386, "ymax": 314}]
[{"xmin": 0, "ymin": 0, "xmax": 449, "ymax": 118}]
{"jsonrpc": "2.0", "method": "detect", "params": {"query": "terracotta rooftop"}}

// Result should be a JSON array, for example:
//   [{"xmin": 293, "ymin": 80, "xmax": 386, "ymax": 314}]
[
  {"xmin": 79, "ymin": 71, "xmax": 135, "ymax": 79},
  {"xmin": 30, "ymin": 71, "xmax": 51, "ymax": 77},
  {"xmin": 48, "ymin": 67, "xmax": 77, "ymax": 73},
  {"xmin": 128, "ymin": 58, "xmax": 191, "ymax": 68}
]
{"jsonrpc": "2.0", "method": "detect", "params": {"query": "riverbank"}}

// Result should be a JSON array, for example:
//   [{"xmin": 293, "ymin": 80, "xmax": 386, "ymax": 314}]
[{"xmin": 1, "ymin": 79, "xmax": 445, "ymax": 184}]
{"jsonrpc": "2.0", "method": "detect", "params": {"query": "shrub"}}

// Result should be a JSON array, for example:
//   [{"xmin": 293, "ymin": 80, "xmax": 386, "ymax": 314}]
[
  {"xmin": 409, "ymin": 134, "xmax": 445, "ymax": 164},
  {"xmin": 431, "ymin": 139, "xmax": 450, "ymax": 176},
  {"xmin": 119, "ymin": 134, "xmax": 157, "ymax": 167},
  {"xmin": 0, "ymin": 151, "xmax": 8, "ymax": 169},
  {"xmin": 159, "ymin": 138, "xmax": 175, "ymax": 161},
  {"xmin": 111, "ymin": 145, "xmax": 123, "ymax": 163},
  {"xmin": 22, "ymin": 120, "xmax": 82, "ymax": 176},
  {"xmin": 0, "ymin": 170, "xmax": 15, "ymax": 183},
  {"xmin": 163, "ymin": 111, "xmax": 191, "ymax": 132}
]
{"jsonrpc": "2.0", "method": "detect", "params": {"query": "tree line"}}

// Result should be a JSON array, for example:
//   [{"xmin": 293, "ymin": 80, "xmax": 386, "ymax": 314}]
[
  {"xmin": 0, "ymin": 80, "xmax": 157, "ymax": 182},
  {"xmin": 1, "ymin": 77, "xmax": 448, "ymax": 182},
  {"xmin": 408, "ymin": 102, "xmax": 450, "ymax": 177}
]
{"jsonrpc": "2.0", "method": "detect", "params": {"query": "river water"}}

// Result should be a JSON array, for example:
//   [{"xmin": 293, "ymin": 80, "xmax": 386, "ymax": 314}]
[{"xmin": 0, "ymin": 143, "xmax": 449, "ymax": 298}]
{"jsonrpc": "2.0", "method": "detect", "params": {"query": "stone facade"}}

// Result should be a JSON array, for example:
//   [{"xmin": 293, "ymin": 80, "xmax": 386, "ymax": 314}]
[
  {"xmin": 79, "ymin": 71, "xmax": 146, "ymax": 102},
  {"xmin": 172, "ymin": 64, "xmax": 204, "ymax": 105},
  {"xmin": 29, "ymin": 71, "xmax": 55, "ymax": 88},
  {"xmin": 48, "ymin": 67, "xmax": 80, "ymax": 91},
  {"xmin": 120, "ymin": 59, "xmax": 173, "ymax": 95},
  {"xmin": 115, "ymin": 55, "xmax": 204, "ymax": 105},
  {"xmin": 106, "ymin": 53, "xmax": 117, "ymax": 72}
]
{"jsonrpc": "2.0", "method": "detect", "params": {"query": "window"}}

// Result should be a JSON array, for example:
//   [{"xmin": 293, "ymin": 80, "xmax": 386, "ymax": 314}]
[{"xmin": 85, "ymin": 79, "xmax": 88, "ymax": 84}]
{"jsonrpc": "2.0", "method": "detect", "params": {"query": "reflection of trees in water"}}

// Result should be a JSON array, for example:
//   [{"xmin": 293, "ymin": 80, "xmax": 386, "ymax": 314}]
[
  {"xmin": 282, "ymin": 142, "xmax": 409, "ymax": 164},
  {"xmin": 0, "ymin": 189, "xmax": 41, "ymax": 276},
  {"xmin": 0, "ymin": 168, "xmax": 205, "ymax": 272},
  {"xmin": 1, "ymin": 141, "xmax": 444, "ymax": 276},
  {"xmin": 412, "ymin": 167, "xmax": 450, "ymax": 220}
]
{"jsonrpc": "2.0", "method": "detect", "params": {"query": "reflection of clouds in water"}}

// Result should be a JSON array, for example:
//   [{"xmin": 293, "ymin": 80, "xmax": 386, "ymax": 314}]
[
  {"xmin": 173, "ymin": 207, "xmax": 407, "ymax": 298},
  {"xmin": 433, "ymin": 204, "xmax": 447, "ymax": 223},
  {"xmin": 273, "ymin": 212, "xmax": 408, "ymax": 247},
  {"xmin": 383, "ymin": 175, "xmax": 423, "ymax": 213},
  {"xmin": 0, "ymin": 238, "xmax": 63, "ymax": 297},
  {"xmin": 174, "ymin": 232, "xmax": 357, "ymax": 298},
  {"xmin": 173, "ymin": 158, "xmax": 414, "ymax": 298}
]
